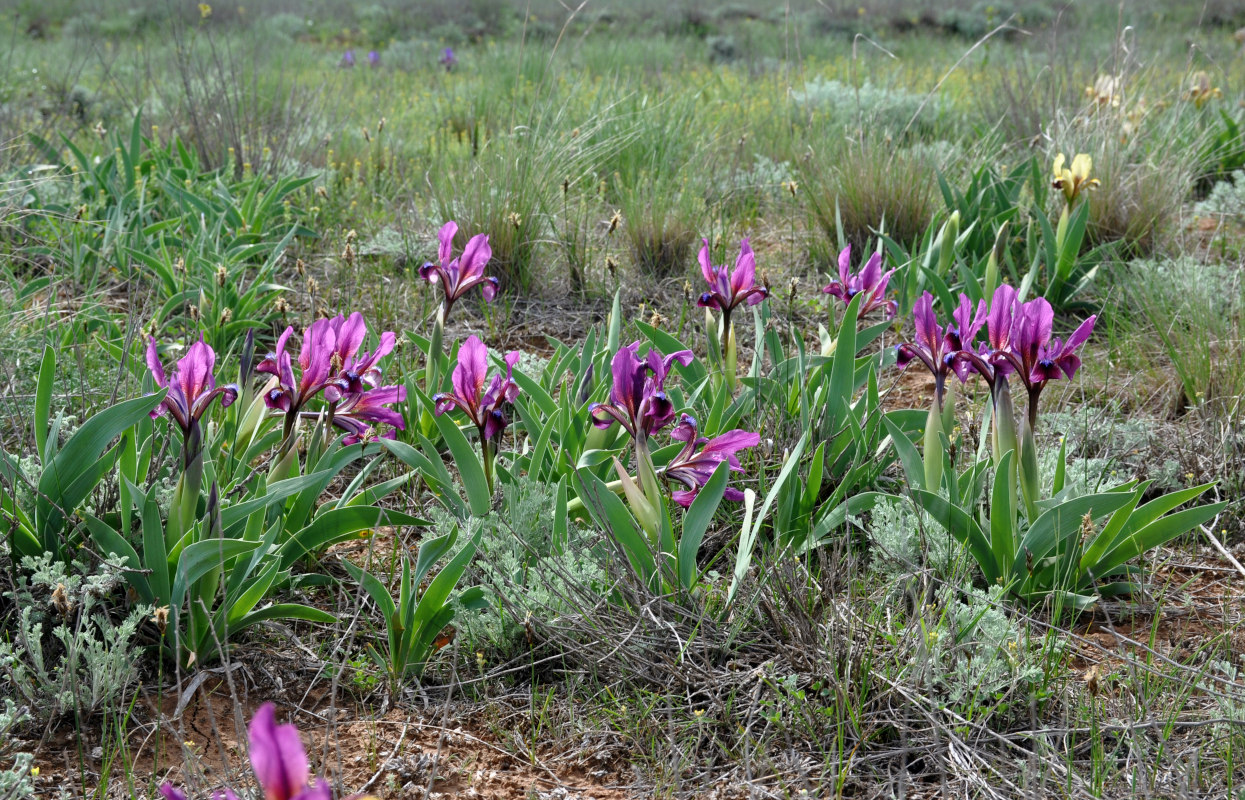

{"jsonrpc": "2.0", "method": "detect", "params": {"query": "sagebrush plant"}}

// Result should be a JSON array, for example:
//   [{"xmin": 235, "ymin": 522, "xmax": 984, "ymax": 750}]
[
  {"xmin": 0, "ymin": 700, "xmax": 34, "ymax": 800},
  {"xmin": 790, "ymin": 77, "xmax": 956, "ymax": 142},
  {"xmin": 914, "ymin": 583, "xmax": 1056, "ymax": 718},
  {"xmin": 437, "ymin": 478, "xmax": 608, "ymax": 655},
  {"xmin": 865, "ymin": 496, "xmax": 965, "ymax": 582},
  {"xmin": 0, "ymin": 554, "xmax": 147, "ymax": 723},
  {"xmin": 1198, "ymin": 169, "xmax": 1245, "ymax": 219}
]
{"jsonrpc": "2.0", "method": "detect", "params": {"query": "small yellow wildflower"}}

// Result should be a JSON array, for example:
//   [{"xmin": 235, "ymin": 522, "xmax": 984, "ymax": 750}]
[
  {"xmin": 1185, "ymin": 71, "xmax": 1223, "ymax": 109},
  {"xmin": 1084, "ymin": 74, "xmax": 1122, "ymax": 109},
  {"xmin": 1051, "ymin": 153, "xmax": 1100, "ymax": 206},
  {"xmin": 198, "ymin": 3, "xmax": 212, "ymax": 19}
]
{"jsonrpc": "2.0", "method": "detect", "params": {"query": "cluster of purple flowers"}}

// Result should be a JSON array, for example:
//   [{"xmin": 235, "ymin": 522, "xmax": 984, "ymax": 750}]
[
  {"xmin": 897, "ymin": 285, "xmax": 1096, "ymax": 429},
  {"xmin": 147, "ymin": 312, "xmax": 404, "ymax": 457},
  {"xmin": 258, "ymin": 312, "xmax": 405, "ymax": 447},
  {"xmin": 590, "ymin": 341, "xmax": 758, "ymax": 508},
  {"xmin": 340, "ymin": 50, "xmax": 380, "ymax": 68}
]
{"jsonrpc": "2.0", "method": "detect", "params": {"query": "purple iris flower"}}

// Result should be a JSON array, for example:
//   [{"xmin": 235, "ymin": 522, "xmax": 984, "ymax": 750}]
[
  {"xmin": 990, "ymin": 294, "xmax": 1097, "ymax": 425},
  {"xmin": 246, "ymin": 703, "xmax": 331, "ymax": 800},
  {"xmin": 367, "ymin": 50, "xmax": 380, "ymax": 68},
  {"xmin": 159, "ymin": 703, "xmax": 380, "ymax": 800},
  {"xmin": 947, "ymin": 284, "xmax": 1021, "ymax": 390},
  {"xmin": 823, "ymin": 245, "xmax": 898, "ymax": 319},
  {"xmin": 440, "ymin": 47, "xmax": 457, "ymax": 71},
  {"xmin": 433, "ymin": 335, "xmax": 520, "ymax": 443},
  {"xmin": 258, "ymin": 313, "xmax": 388, "ymax": 412},
  {"xmin": 590, "ymin": 342, "xmax": 694, "ymax": 442},
  {"xmin": 896, "ymin": 292, "xmax": 986, "ymax": 405},
  {"xmin": 257, "ymin": 312, "xmax": 397, "ymax": 449},
  {"xmin": 664, "ymin": 414, "xmax": 759, "ymax": 507},
  {"xmin": 696, "ymin": 237, "xmax": 768, "ymax": 316},
  {"xmin": 434, "ymin": 336, "xmax": 520, "ymax": 493},
  {"xmin": 955, "ymin": 285, "xmax": 1096, "ymax": 425},
  {"xmin": 419, "ymin": 221, "xmax": 498, "ymax": 317},
  {"xmin": 146, "ymin": 337, "xmax": 239, "ymax": 434},
  {"xmin": 146, "ymin": 337, "xmax": 238, "ymax": 471},
  {"xmin": 341, "ymin": 50, "xmax": 355, "ymax": 68},
  {"xmin": 304, "ymin": 385, "xmax": 406, "ymax": 446}
]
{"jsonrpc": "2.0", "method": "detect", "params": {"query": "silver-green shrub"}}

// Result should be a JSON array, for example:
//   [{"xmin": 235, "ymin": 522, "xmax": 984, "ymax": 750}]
[
  {"xmin": 439, "ymin": 478, "xmax": 607, "ymax": 654},
  {"xmin": 1197, "ymin": 170, "xmax": 1245, "ymax": 219},
  {"xmin": 0, "ymin": 555, "xmax": 148, "ymax": 723}
]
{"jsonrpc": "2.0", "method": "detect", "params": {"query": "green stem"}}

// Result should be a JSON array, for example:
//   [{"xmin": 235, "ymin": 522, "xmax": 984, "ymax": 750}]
[
  {"xmin": 480, "ymin": 434, "xmax": 494, "ymax": 497},
  {"xmin": 992, "ymin": 379, "xmax": 1020, "ymax": 537},
  {"xmin": 565, "ymin": 478, "xmax": 626, "ymax": 518},
  {"xmin": 1018, "ymin": 415, "xmax": 1041, "ymax": 522},
  {"xmin": 636, "ymin": 436, "xmax": 662, "ymax": 513},
  {"xmin": 1054, "ymin": 204, "xmax": 1070, "ymax": 255},
  {"xmin": 170, "ymin": 423, "xmax": 204, "ymax": 546},
  {"xmin": 427, "ymin": 304, "xmax": 446, "ymax": 395}
]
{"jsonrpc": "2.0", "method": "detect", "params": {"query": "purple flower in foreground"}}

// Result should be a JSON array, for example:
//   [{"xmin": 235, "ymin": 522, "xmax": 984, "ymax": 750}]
[
  {"xmin": 146, "ymin": 337, "xmax": 239, "ymax": 435},
  {"xmin": 895, "ymin": 292, "xmax": 986, "ymax": 404},
  {"xmin": 696, "ymin": 237, "xmax": 768, "ymax": 315},
  {"xmin": 248, "ymin": 703, "xmax": 329, "ymax": 800},
  {"xmin": 256, "ymin": 313, "xmax": 397, "ymax": 451},
  {"xmin": 697, "ymin": 237, "xmax": 765, "ymax": 391},
  {"xmin": 440, "ymin": 47, "xmax": 457, "ymax": 71},
  {"xmin": 433, "ymin": 336, "xmax": 520, "ymax": 442},
  {"xmin": 367, "ymin": 50, "xmax": 380, "ymax": 68},
  {"xmin": 590, "ymin": 342, "xmax": 693, "ymax": 442},
  {"xmin": 664, "ymin": 415, "xmax": 759, "ymax": 507},
  {"xmin": 341, "ymin": 50, "xmax": 355, "ymax": 68},
  {"xmin": 823, "ymin": 245, "xmax": 897, "ymax": 319},
  {"xmin": 160, "ymin": 703, "xmax": 379, "ymax": 800},
  {"xmin": 433, "ymin": 336, "xmax": 520, "ymax": 493},
  {"xmin": 897, "ymin": 292, "xmax": 987, "ymax": 492},
  {"xmin": 988, "ymin": 293, "xmax": 1097, "ymax": 425},
  {"xmin": 951, "ymin": 284, "xmax": 1019, "ymax": 388},
  {"xmin": 420, "ymin": 221, "xmax": 498, "ymax": 316},
  {"xmin": 956, "ymin": 286, "xmax": 1096, "ymax": 424},
  {"xmin": 257, "ymin": 313, "xmax": 392, "ymax": 413}
]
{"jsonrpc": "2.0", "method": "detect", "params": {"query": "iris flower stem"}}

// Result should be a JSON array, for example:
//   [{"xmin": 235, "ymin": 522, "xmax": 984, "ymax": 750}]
[
  {"xmin": 427, "ymin": 304, "xmax": 446, "ymax": 395},
  {"xmin": 170, "ymin": 423, "xmax": 205, "ymax": 546},
  {"xmin": 1018, "ymin": 416, "xmax": 1041, "ymax": 521},
  {"xmin": 991, "ymin": 379, "xmax": 1020, "ymax": 540},
  {"xmin": 722, "ymin": 315, "xmax": 737, "ymax": 393},
  {"xmin": 1055, "ymin": 204, "xmax": 1070, "ymax": 254},
  {"xmin": 636, "ymin": 436, "xmax": 663, "ymax": 514},
  {"xmin": 479, "ymin": 431, "xmax": 494, "ymax": 497},
  {"xmin": 922, "ymin": 381, "xmax": 954, "ymax": 492},
  {"xmin": 923, "ymin": 401, "xmax": 944, "ymax": 493},
  {"xmin": 1017, "ymin": 386, "xmax": 1045, "ymax": 520},
  {"xmin": 280, "ymin": 408, "xmax": 298, "ymax": 457},
  {"xmin": 565, "ymin": 478, "xmax": 627, "ymax": 518}
]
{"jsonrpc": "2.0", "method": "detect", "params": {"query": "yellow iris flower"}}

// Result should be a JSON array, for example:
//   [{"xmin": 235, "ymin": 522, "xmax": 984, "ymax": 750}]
[
  {"xmin": 1051, "ymin": 153, "xmax": 1100, "ymax": 206},
  {"xmin": 1185, "ymin": 71, "xmax": 1223, "ymax": 109},
  {"xmin": 1084, "ymin": 74, "xmax": 1122, "ymax": 109}
]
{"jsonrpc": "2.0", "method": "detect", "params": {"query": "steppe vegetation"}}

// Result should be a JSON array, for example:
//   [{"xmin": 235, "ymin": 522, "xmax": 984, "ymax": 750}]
[{"xmin": 1, "ymin": 0, "xmax": 1245, "ymax": 797}]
